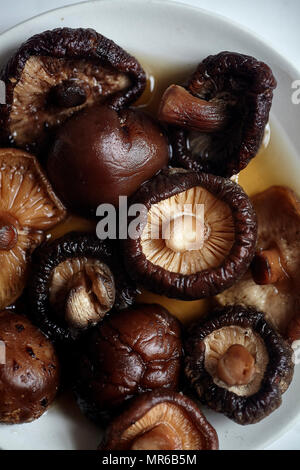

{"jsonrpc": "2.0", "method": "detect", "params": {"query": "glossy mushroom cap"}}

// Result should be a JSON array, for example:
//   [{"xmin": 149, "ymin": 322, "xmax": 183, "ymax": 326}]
[
  {"xmin": 0, "ymin": 311, "xmax": 59, "ymax": 423},
  {"xmin": 47, "ymin": 105, "xmax": 169, "ymax": 213},
  {"xmin": 73, "ymin": 304, "xmax": 182, "ymax": 422},
  {"xmin": 0, "ymin": 148, "xmax": 66, "ymax": 310},
  {"xmin": 217, "ymin": 186, "xmax": 300, "ymax": 337}
]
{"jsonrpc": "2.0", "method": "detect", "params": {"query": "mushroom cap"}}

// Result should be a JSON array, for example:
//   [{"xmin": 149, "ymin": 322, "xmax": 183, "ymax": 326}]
[
  {"xmin": 0, "ymin": 311, "xmax": 60, "ymax": 423},
  {"xmin": 99, "ymin": 390, "xmax": 219, "ymax": 450},
  {"xmin": 0, "ymin": 27, "xmax": 146, "ymax": 150},
  {"xmin": 123, "ymin": 169, "xmax": 257, "ymax": 300},
  {"xmin": 47, "ymin": 104, "xmax": 169, "ymax": 212},
  {"xmin": 184, "ymin": 305, "xmax": 294, "ymax": 425},
  {"xmin": 171, "ymin": 51, "xmax": 276, "ymax": 177},
  {"xmin": 216, "ymin": 186, "xmax": 300, "ymax": 335},
  {"xmin": 0, "ymin": 148, "xmax": 66, "ymax": 309},
  {"xmin": 73, "ymin": 304, "xmax": 182, "ymax": 423},
  {"xmin": 28, "ymin": 232, "xmax": 137, "ymax": 344}
]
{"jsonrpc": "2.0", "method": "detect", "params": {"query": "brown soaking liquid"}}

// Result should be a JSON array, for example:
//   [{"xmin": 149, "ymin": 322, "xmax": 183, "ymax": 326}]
[{"xmin": 48, "ymin": 56, "xmax": 300, "ymax": 324}]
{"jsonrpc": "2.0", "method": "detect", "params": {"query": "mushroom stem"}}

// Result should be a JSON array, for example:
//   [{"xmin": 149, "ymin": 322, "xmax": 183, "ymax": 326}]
[
  {"xmin": 0, "ymin": 221, "xmax": 18, "ymax": 251},
  {"xmin": 49, "ymin": 79, "xmax": 87, "ymax": 108},
  {"xmin": 216, "ymin": 344, "xmax": 255, "ymax": 386},
  {"xmin": 163, "ymin": 213, "xmax": 204, "ymax": 253},
  {"xmin": 158, "ymin": 84, "xmax": 230, "ymax": 133},
  {"xmin": 251, "ymin": 248, "xmax": 286, "ymax": 285}
]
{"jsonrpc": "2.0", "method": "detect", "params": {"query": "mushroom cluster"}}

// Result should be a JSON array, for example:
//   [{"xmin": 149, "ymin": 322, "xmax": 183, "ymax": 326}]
[
  {"xmin": 47, "ymin": 104, "xmax": 169, "ymax": 212},
  {"xmin": 0, "ymin": 26, "xmax": 298, "ymax": 451},
  {"xmin": 123, "ymin": 168, "xmax": 257, "ymax": 299},
  {"xmin": 185, "ymin": 305, "xmax": 294, "ymax": 425}
]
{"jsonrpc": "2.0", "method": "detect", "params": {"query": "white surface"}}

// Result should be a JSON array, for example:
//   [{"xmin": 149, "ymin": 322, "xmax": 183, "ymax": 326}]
[{"xmin": 0, "ymin": 0, "xmax": 299, "ymax": 450}]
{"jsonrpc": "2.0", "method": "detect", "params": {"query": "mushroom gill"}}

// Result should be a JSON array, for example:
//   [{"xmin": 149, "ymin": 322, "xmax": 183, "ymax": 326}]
[
  {"xmin": 0, "ymin": 28, "xmax": 146, "ymax": 150},
  {"xmin": 120, "ymin": 402, "xmax": 203, "ymax": 450},
  {"xmin": 0, "ymin": 148, "xmax": 66, "ymax": 309},
  {"xmin": 10, "ymin": 56, "xmax": 130, "ymax": 148},
  {"xmin": 141, "ymin": 186, "xmax": 235, "ymax": 275}
]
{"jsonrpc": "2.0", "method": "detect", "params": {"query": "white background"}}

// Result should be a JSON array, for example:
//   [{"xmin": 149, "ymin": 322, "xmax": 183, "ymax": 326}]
[{"xmin": 0, "ymin": 0, "xmax": 299, "ymax": 450}]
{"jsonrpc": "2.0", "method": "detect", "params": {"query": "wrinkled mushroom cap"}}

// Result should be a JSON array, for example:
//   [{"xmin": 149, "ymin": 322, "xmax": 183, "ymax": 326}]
[
  {"xmin": 0, "ymin": 148, "xmax": 66, "ymax": 309},
  {"xmin": 124, "ymin": 169, "xmax": 257, "ymax": 300},
  {"xmin": 141, "ymin": 185, "xmax": 235, "ymax": 274},
  {"xmin": 99, "ymin": 390, "xmax": 219, "ymax": 450},
  {"xmin": 0, "ymin": 311, "xmax": 59, "ymax": 423},
  {"xmin": 216, "ymin": 186, "xmax": 300, "ymax": 335},
  {"xmin": 170, "ymin": 51, "xmax": 276, "ymax": 177},
  {"xmin": 73, "ymin": 304, "xmax": 182, "ymax": 422},
  {"xmin": 0, "ymin": 27, "xmax": 146, "ymax": 150}
]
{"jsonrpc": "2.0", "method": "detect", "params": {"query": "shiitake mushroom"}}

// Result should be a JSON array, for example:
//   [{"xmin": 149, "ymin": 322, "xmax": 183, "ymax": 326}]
[
  {"xmin": 216, "ymin": 186, "xmax": 300, "ymax": 337},
  {"xmin": 0, "ymin": 148, "xmax": 66, "ymax": 310},
  {"xmin": 99, "ymin": 390, "xmax": 218, "ymax": 450},
  {"xmin": 0, "ymin": 27, "xmax": 146, "ymax": 151},
  {"xmin": 159, "ymin": 52, "xmax": 276, "ymax": 177},
  {"xmin": 123, "ymin": 168, "xmax": 257, "ymax": 300},
  {"xmin": 47, "ymin": 104, "xmax": 169, "ymax": 213},
  {"xmin": 184, "ymin": 305, "xmax": 294, "ymax": 425},
  {"xmin": 28, "ymin": 232, "xmax": 137, "ymax": 343},
  {"xmin": 0, "ymin": 310, "xmax": 59, "ymax": 423},
  {"xmin": 73, "ymin": 304, "xmax": 182, "ymax": 423}
]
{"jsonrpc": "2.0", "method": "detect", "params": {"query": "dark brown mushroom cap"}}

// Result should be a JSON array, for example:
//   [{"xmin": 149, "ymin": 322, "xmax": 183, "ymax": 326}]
[
  {"xmin": 184, "ymin": 305, "xmax": 294, "ymax": 425},
  {"xmin": 73, "ymin": 304, "xmax": 182, "ymax": 423},
  {"xmin": 171, "ymin": 51, "xmax": 276, "ymax": 177},
  {"xmin": 0, "ymin": 27, "xmax": 146, "ymax": 150},
  {"xmin": 0, "ymin": 311, "xmax": 60, "ymax": 423},
  {"xmin": 99, "ymin": 390, "xmax": 219, "ymax": 450},
  {"xmin": 28, "ymin": 232, "xmax": 137, "ymax": 344},
  {"xmin": 123, "ymin": 169, "xmax": 257, "ymax": 300}
]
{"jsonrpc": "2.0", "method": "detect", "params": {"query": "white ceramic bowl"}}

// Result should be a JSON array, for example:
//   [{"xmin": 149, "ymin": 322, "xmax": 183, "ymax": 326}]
[{"xmin": 0, "ymin": 0, "xmax": 299, "ymax": 451}]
